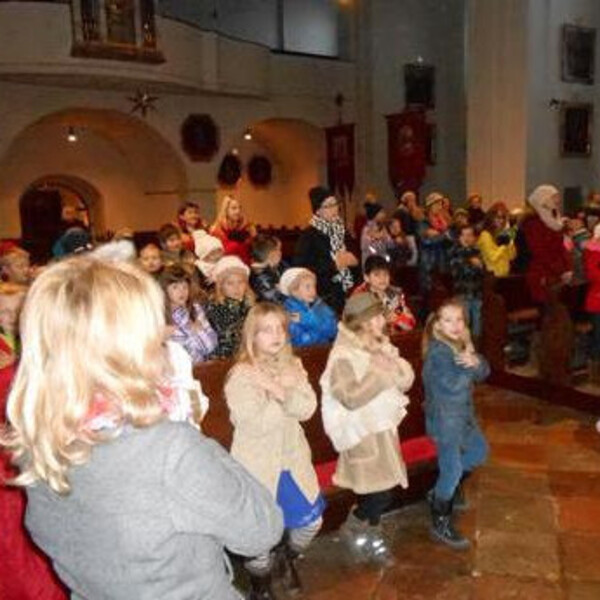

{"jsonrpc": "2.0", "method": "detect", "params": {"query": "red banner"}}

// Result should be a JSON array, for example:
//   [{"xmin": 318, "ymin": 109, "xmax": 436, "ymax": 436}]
[
  {"xmin": 386, "ymin": 109, "xmax": 428, "ymax": 193},
  {"xmin": 325, "ymin": 123, "xmax": 355, "ymax": 196}
]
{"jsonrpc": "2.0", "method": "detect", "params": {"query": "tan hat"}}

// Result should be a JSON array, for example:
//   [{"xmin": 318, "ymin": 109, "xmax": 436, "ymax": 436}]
[
  {"xmin": 279, "ymin": 267, "xmax": 314, "ymax": 296},
  {"xmin": 343, "ymin": 292, "xmax": 384, "ymax": 326},
  {"xmin": 212, "ymin": 255, "xmax": 249, "ymax": 280},
  {"xmin": 425, "ymin": 192, "xmax": 444, "ymax": 209}
]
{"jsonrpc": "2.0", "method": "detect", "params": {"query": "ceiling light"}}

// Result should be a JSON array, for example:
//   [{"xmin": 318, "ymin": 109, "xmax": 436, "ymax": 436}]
[{"xmin": 243, "ymin": 129, "xmax": 252, "ymax": 141}]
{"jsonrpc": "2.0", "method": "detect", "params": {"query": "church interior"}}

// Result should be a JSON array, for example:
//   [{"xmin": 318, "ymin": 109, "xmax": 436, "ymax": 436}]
[{"xmin": 1, "ymin": 1, "xmax": 600, "ymax": 599}]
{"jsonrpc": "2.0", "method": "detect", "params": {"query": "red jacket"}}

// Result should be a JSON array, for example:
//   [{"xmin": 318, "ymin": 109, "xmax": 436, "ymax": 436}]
[
  {"xmin": 0, "ymin": 338, "xmax": 67, "ymax": 600},
  {"xmin": 211, "ymin": 222, "xmax": 254, "ymax": 265},
  {"xmin": 520, "ymin": 215, "xmax": 571, "ymax": 303},
  {"xmin": 584, "ymin": 241, "xmax": 600, "ymax": 313}
]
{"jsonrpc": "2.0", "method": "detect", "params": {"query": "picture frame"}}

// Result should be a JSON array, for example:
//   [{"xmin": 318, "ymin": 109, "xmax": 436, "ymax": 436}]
[
  {"xmin": 404, "ymin": 64, "xmax": 435, "ymax": 109},
  {"xmin": 560, "ymin": 103, "xmax": 593, "ymax": 157},
  {"xmin": 561, "ymin": 24, "xmax": 596, "ymax": 85}
]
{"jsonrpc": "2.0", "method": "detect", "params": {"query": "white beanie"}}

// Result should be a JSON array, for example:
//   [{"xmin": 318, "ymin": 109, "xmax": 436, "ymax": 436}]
[
  {"xmin": 279, "ymin": 267, "xmax": 314, "ymax": 296},
  {"xmin": 193, "ymin": 230, "xmax": 224, "ymax": 260},
  {"xmin": 212, "ymin": 255, "xmax": 250, "ymax": 280}
]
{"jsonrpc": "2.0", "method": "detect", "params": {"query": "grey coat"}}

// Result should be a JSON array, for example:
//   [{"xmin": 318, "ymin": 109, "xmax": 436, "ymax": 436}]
[{"xmin": 25, "ymin": 421, "xmax": 284, "ymax": 600}]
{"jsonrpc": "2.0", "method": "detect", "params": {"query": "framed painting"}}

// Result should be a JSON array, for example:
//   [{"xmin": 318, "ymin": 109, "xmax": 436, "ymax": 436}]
[
  {"xmin": 561, "ymin": 24, "xmax": 596, "ymax": 84},
  {"xmin": 404, "ymin": 64, "xmax": 435, "ymax": 109},
  {"xmin": 560, "ymin": 103, "xmax": 593, "ymax": 157}
]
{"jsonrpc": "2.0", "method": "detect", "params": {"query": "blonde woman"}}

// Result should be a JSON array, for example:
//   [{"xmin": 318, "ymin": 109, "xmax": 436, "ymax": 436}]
[
  {"xmin": 1, "ymin": 256, "xmax": 282, "ymax": 600},
  {"xmin": 211, "ymin": 195, "xmax": 256, "ymax": 264},
  {"xmin": 225, "ymin": 302, "xmax": 324, "ymax": 597}
]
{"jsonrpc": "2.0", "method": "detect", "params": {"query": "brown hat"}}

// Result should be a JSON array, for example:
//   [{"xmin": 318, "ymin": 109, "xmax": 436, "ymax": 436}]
[{"xmin": 343, "ymin": 292, "xmax": 384, "ymax": 327}]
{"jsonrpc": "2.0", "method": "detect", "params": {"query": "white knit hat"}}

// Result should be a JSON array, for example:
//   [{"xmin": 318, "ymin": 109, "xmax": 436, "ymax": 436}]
[
  {"xmin": 193, "ymin": 230, "xmax": 224, "ymax": 260},
  {"xmin": 212, "ymin": 255, "xmax": 250, "ymax": 280},
  {"xmin": 279, "ymin": 267, "xmax": 314, "ymax": 296}
]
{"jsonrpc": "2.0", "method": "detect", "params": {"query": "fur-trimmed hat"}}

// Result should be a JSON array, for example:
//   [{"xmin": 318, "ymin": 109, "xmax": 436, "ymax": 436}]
[
  {"xmin": 212, "ymin": 255, "xmax": 249, "ymax": 280},
  {"xmin": 364, "ymin": 201, "xmax": 384, "ymax": 221},
  {"xmin": 342, "ymin": 292, "xmax": 384, "ymax": 327},
  {"xmin": 309, "ymin": 186, "xmax": 335, "ymax": 213},
  {"xmin": 279, "ymin": 267, "xmax": 315, "ymax": 296},
  {"xmin": 193, "ymin": 230, "xmax": 224, "ymax": 260}
]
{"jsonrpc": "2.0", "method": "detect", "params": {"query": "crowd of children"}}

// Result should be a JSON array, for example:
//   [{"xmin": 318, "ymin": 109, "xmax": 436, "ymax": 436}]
[{"xmin": 2, "ymin": 185, "xmax": 600, "ymax": 599}]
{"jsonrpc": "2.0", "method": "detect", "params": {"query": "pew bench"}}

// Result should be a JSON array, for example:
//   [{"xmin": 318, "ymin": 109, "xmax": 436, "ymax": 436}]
[{"xmin": 194, "ymin": 330, "xmax": 438, "ymax": 532}]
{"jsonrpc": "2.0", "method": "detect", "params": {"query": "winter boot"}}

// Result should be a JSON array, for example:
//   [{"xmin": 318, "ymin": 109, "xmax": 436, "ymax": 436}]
[
  {"xmin": 429, "ymin": 496, "xmax": 470, "ymax": 550},
  {"xmin": 248, "ymin": 572, "xmax": 278, "ymax": 600},
  {"xmin": 339, "ymin": 511, "xmax": 372, "ymax": 563}
]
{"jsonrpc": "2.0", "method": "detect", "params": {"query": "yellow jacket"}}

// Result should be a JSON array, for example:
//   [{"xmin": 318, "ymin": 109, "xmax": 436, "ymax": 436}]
[{"xmin": 477, "ymin": 230, "xmax": 516, "ymax": 277}]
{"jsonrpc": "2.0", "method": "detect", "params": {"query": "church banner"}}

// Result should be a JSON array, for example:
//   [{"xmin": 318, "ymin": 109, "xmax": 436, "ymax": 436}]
[
  {"xmin": 325, "ymin": 123, "xmax": 355, "ymax": 196},
  {"xmin": 386, "ymin": 109, "xmax": 428, "ymax": 193}
]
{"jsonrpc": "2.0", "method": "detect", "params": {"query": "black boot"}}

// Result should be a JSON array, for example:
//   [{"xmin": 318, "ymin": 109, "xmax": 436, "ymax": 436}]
[
  {"xmin": 282, "ymin": 543, "xmax": 302, "ymax": 595},
  {"xmin": 248, "ymin": 572, "xmax": 277, "ymax": 600},
  {"xmin": 429, "ymin": 496, "xmax": 470, "ymax": 550}
]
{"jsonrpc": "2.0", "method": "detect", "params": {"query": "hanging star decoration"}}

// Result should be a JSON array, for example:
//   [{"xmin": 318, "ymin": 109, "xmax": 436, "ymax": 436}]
[{"xmin": 127, "ymin": 89, "xmax": 159, "ymax": 117}]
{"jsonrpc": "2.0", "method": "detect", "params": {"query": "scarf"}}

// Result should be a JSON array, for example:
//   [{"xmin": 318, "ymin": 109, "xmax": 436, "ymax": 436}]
[{"xmin": 310, "ymin": 215, "xmax": 354, "ymax": 291}]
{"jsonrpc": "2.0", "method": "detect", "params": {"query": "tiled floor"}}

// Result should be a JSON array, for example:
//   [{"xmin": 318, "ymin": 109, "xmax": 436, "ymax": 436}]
[{"xmin": 294, "ymin": 385, "xmax": 600, "ymax": 600}]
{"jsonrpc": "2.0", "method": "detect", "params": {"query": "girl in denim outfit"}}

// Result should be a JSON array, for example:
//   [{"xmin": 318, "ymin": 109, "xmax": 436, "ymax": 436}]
[{"xmin": 422, "ymin": 298, "xmax": 489, "ymax": 549}]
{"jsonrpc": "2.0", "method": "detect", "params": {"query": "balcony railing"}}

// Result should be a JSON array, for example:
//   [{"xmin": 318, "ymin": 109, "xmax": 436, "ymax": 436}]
[{"xmin": 71, "ymin": 0, "xmax": 164, "ymax": 63}]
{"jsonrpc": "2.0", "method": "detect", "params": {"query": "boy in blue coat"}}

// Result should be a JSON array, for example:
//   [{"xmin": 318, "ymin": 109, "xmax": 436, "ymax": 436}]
[{"xmin": 280, "ymin": 267, "xmax": 338, "ymax": 347}]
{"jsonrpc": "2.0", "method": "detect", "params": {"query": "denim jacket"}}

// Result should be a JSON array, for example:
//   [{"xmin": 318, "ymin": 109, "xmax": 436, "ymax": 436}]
[{"xmin": 422, "ymin": 339, "xmax": 489, "ymax": 428}]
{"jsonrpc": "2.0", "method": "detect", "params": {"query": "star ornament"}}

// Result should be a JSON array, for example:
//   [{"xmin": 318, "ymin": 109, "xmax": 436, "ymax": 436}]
[{"xmin": 127, "ymin": 89, "xmax": 159, "ymax": 117}]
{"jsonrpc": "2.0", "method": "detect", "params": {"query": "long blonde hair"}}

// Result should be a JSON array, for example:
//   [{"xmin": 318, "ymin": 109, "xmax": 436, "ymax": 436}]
[
  {"xmin": 1, "ymin": 257, "xmax": 169, "ymax": 494},
  {"xmin": 235, "ymin": 302, "xmax": 292, "ymax": 365},
  {"xmin": 212, "ymin": 194, "xmax": 247, "ymax": 231},
  {"xmin": 422, "ymin": 298, "xmax": 472, "ymax": 357}
]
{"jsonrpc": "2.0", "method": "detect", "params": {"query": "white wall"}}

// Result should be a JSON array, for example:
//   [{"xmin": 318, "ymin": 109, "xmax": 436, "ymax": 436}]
[{"xmin": 526, "ymin": 0, "xmax": 600, "ymax": 200}]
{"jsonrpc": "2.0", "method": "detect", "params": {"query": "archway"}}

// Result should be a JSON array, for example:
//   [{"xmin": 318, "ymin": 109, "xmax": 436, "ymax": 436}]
[
  {"xmin": 216, "ymin": 118, "xmax": 325, "ymax": 228},
  {"xmin": 0, "ymin": 108, "xmax": 187, "ymax": 242}
]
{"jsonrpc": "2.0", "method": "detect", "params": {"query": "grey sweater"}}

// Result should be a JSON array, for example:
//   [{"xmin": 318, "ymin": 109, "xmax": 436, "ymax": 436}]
[{"xmin": 25, "ymin": 421, "xmax": 284, "ymax": 599}]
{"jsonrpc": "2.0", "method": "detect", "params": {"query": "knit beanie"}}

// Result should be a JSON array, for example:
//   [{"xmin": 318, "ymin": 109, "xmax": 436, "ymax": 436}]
[
  {"xmin": 279, "ymin": 267, "xmax": 314, "ymax": 296},
  {"xmin": 212, "ymin": 255, "xmax": 249, "ymax": 280},
  {"xmin": 193, "ymin": 230, "xmax": 224, "ymax": 260},
  {"xmin": 364, "ymin": 201, "xmax": 384, "ymax": 221},
  {"xmin": 342, "ymin": 292, "xmax": 384, "ymax": 327},
  {"xmin": 52, "ymin": 227, "xmax": 92, "ymax": 257},
  {"xmin": 309, "ymin": 186, "xmax": 334, "ymax": 213}
]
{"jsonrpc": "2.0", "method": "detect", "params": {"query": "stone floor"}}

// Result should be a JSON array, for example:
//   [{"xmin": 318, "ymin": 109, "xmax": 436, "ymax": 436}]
[{"xmin": 295, "ymin": 385, "xmax": 600, "ymax": 600}]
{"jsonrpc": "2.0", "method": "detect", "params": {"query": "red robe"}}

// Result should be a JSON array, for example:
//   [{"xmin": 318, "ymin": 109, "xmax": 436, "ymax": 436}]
[
  {"xmin": 0, "ymin": 338, "xmax": 67, "ymax": 600},
  {"xmin": 520, "ymin": 215, "xmax": 571, "ymax": 303},
  {"xmin": 584, "ymin": 240, "xmax": 600, "ymax": 313}
]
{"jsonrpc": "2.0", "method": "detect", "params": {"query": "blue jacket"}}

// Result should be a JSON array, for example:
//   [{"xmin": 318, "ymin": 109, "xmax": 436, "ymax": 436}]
[
  {"xmin": 283, "ymin": 296, "xmax": 338, "ymax": 347},
  {"xmin": 422, "ymin": 339, "xmax": 489, "ymax": 432}
]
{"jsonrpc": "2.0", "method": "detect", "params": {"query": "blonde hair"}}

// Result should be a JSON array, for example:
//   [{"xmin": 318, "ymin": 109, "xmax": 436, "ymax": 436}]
[
  {"xmin": 1, "ymin": 256, "xmax": 169, "ymax": 494},
  {"xmin": 288, "ymin": 270, "xmax": 316, "ymax": 297},
  {"xmin": 422, "ymin": 298, "xmax": 473, "ymax": 357},
  {"xmin": 213, "ymin": 268, "xmax": 255, "ymax": 305},
  {"xmin": 212, "ymin": 194, "xmax": 246, "ymax": 230},
  {"xmin": 236, "ymin": 302, "xmax": 292, "ymax": 365}
]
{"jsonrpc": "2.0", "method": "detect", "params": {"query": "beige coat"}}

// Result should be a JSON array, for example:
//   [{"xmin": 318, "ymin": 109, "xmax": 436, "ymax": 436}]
[
  {"xmin": 321, "ymin": 324, "xmax": 414, "ymax": 494},
  {"xmin": 225, "ymin": 356, "xmax": 320, "ymax": 503}
]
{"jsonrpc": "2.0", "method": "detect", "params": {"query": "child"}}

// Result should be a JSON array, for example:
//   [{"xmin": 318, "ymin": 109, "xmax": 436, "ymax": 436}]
[
  {"xmin": 353, "ymin": 255, "xmax": 416, "ymax": 331},
  {"xmin": 210, "ymin": 195, "xmax": 256, "ymax": 264},
  {"xmin": 205, "ymin": 256, "xmax": 254, "ymax": 358},
  {"xmin": 193, "ymin": 230, "xmax": 224, "ymax": 293},
  {"xmin": 1, "ymin": 256, "xmax": 283, "ymax": 598},
  {"xmin": 157, "ymin": 223, "xmax": 196, "ymax": 273},
  {"xmin": 0, "ymin": 243, "xmax": 32, "ymax": 285},
  {"xmin": 137, "ymin": 242, "xmax": 163, "ymax": 279},
  {"xmin": 467, "ymin": 193, "xmax": 486, "ymax": 232},
  {"xmin": 584, "ymin": 224, "xmax": 600, "ymax": 383},
  {"xmin": 225, "ymin": 303, "xmax": 325, "ymax": 596},
  {"xmin": 449, "ymin": 225, "xmax": 485, "ymax": 339},
  {"xmin": 160, "ymin": 266, "xmax": 217, "ymax": 365},
  {"xmin": 279, "ymin": 267, "xmax": 338, "ymax": 347},
  {"xmin": 249, "ymin": 235, "xmax": 286, "ymax": 304},
  {"xmin": 0, "ymin": 282, "xmax": 25, "ymax": 361},
  {"xmin": 320, "ymin": 292, "xmax": 414, "ymax": 565},
  {"xmin": 177, "ymin": 202, "xmax": 205, "ymax": 253},
  {"xmin": 387, "ymin": 216, "xmax": 417, "ymax": 267},
  {"xmin": 360, "ymin": 201, "xmax": 395, "ymax": 267},
  {"xmin": 422, "ymin": 299, "xmax": 490, "ymax": 549},
  {"xmin": 477, "ymin": 202, "xmax": 516, "ymax": 277}
]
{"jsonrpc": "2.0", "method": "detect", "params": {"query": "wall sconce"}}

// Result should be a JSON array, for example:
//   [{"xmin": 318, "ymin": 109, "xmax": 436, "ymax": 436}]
[
  {"xmin": 548, "ymin": 98, "xmax": 562, "ymax": 110},
  {"xmin": 67, "ymin": 126, "xmax": 78, "ymax": 143},
  {"xmin": 243, "ymin": 128, "xmax": 253, "ymax": 141}
]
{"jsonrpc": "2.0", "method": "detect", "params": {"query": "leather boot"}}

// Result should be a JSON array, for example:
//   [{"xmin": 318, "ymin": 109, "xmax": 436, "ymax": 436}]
[{"xmin": 429, "ymin": 495, "xmax": 470, "ymax": 550}]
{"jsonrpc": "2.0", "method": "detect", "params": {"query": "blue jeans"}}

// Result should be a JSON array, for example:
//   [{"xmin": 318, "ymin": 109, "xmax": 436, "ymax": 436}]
[
  {"xmin": 427, "ymin": 414, "xmax": 488, "ymax": 501},
  {"xmin": 463, "ymin": 296, "xmax": 482, "ymax": 338}
]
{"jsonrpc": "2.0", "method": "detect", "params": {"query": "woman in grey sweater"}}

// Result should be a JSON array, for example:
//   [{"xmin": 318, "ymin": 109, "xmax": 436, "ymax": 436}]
[{"xmin": 1, "ymin": 255, "xmax": 283, "ymax": 600}]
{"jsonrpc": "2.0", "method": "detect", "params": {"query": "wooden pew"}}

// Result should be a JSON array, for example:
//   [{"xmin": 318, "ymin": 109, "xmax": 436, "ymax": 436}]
[{"xmin": 194, "ymin": 330, "xmax": 437, "ymax": 531}]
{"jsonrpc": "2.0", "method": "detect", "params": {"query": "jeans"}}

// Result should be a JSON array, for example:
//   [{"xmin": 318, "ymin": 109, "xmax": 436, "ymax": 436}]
[
  {"xmin": 463, "ymin": 296, "xmax": 482, "ymax": 338},
  {"xmin": 427, "ymin": 414, "xmax": 488, "ymax": 501}
]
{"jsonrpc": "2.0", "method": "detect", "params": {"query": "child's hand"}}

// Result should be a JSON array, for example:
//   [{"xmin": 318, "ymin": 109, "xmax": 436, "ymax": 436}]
[
  {"xmin": 455, "ymin": 351, "xmax": 480, "ymax": 369},
  {"xmin": 279, "ymin": 365, "xmax": 300, "ymax": 389},
  {"xmin": 469, "ymin": 257, "xmax": 483, "ymax": 268},
  {"xmin": 253, "ymin": 368, "xmax": 286, "ymax": 402}
]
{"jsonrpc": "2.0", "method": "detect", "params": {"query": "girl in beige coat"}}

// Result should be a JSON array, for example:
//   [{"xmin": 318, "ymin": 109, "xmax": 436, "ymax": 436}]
[
  {"xmin": 320, "ymin": 292, "xmax": 414, "ymax": 565},
  {"xmin": 225, "ymin": 302, "xmax": 324, "ymax": 598}
]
